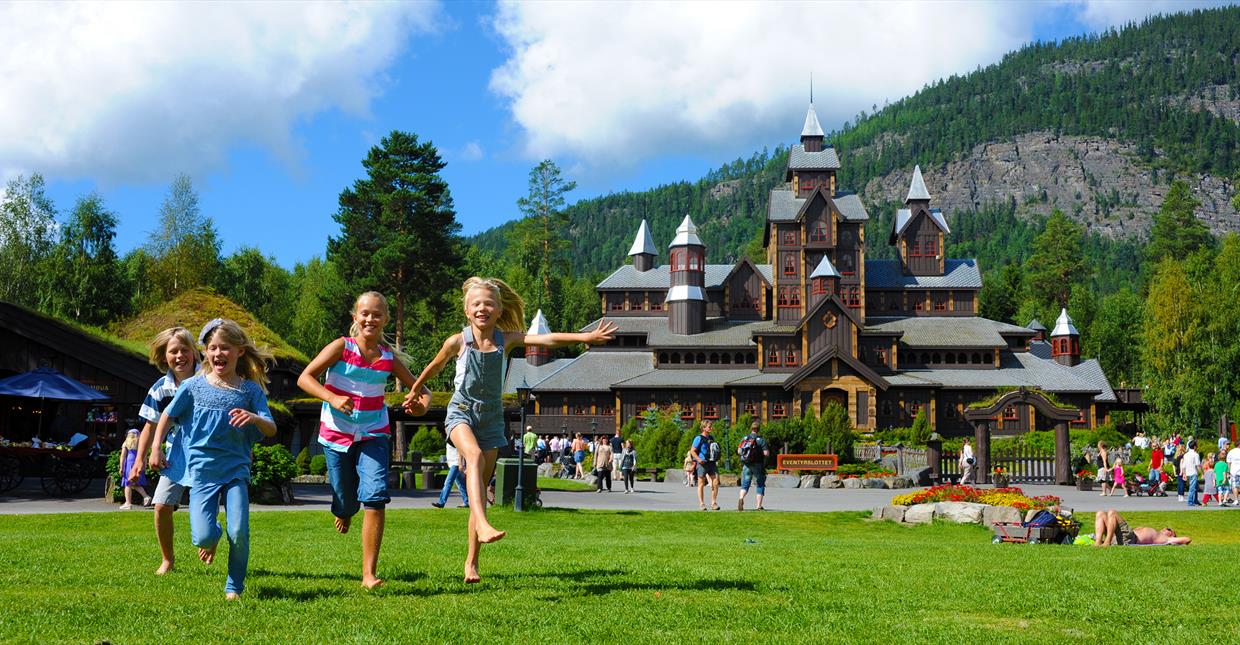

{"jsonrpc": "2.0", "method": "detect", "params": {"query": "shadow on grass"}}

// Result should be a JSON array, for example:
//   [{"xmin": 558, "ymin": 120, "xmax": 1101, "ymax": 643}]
[
  {"xmin": 251, "ymin": 585, "xmax": 346, "ymax": 602},
  {"xmin": 252, "ymin": 567, "xmax": 427, "ymax": 584}
]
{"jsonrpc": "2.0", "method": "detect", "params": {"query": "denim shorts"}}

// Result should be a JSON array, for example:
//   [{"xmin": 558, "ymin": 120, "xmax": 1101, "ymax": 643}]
[
  {"xmin": 740, "ymin": 464, "xmax": 767, "ymax": 493},
  {"xmin": 324, "ymin": 436, "xmax": 390, "ymax": 517},
  {"xmin": 444, "ymin": 400, "xmax": 507, "ymax": 451}
]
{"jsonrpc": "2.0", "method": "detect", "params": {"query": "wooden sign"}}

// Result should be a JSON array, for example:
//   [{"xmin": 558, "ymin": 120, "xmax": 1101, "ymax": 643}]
[{"xmin": 777, "ymin": 454, "xmax": 838, "ymax": 471}]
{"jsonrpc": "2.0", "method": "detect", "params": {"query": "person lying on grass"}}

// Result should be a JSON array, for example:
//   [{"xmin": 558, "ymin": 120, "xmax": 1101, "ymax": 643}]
[{"xmin": 1093, "ymin": 509, "xmax": 1191, "ymax": 547}]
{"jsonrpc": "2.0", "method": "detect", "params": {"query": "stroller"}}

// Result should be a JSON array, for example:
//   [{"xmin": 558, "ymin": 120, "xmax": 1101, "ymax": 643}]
[
  {"xmin": 556, "ymin": 451, "xmax": 577, "ymax": 479},
  {"xmin": 1131, "ymin": 471, "xmax": 1168, "ymax": 497}
]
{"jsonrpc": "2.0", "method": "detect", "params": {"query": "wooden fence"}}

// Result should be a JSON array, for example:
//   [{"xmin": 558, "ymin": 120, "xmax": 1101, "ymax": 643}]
[
  {"xmin": 855, "ymin": 444, "xmax": 928, "ymax": 475},
  {"xmin": 940, "ymin": 445, "xmax": 1056, "ymax": 484}
]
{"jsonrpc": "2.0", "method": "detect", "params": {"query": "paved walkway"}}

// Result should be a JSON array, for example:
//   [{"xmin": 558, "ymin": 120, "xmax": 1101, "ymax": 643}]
[{"xmin": 0, "ymin": 478, "xmax": 1223, "ymax": 515}]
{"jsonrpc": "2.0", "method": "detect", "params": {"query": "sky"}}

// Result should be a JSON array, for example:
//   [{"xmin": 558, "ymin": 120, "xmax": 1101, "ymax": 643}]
[{"xmin": 1, "ymin": 0, "xmax": 1231, "ymax": 269}]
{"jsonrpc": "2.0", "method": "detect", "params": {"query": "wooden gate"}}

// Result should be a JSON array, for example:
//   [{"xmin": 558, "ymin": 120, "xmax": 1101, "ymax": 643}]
[{"xmin": 991, "ymin": 445, "xmax": 1055, "ymax": 484}]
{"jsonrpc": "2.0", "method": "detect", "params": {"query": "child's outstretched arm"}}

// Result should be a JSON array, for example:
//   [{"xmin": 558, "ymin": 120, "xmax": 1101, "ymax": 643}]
[
  {"xmin": 392, "ymin": 357, "xmax": 431, "ymax": 416},
  {"xmin": 404, "ymin": 334, "xmax": 463, "ymax": 415},
  {"xmin": 149, "ymin": 412, "xmax": 176, "ymax": 471},
  {"xmin": 297, "ymin": 338, "xmax": 353, "ymax": 415},
  {"xmin": 515, "ymin": 319, "xmax": 617, "ymax": 350}
]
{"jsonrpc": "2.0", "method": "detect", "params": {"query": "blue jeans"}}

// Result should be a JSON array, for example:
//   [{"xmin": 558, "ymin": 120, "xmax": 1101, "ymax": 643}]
[
  {"xmin": 189, "ymin": 478, "xmax": 250, "ymax": 594},
  {"xmin": 324, "ymin": 437, "xmax": 391, "ymax": 519},
  {"xmin": 740, "ymin": 465, "xmax": 767, "ymax": 495},
  {"xmin": 436, "ymin": 465, "xmax": 469, "ymax": 506},
  {"xmin": 1187, "ymin": 474, "xmax": 1199, "ymax": 506}
]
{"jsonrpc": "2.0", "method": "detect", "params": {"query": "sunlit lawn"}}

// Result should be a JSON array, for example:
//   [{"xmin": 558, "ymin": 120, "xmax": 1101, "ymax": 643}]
[{"xmin": 2, "ymin": 507, "xmax": 1239, "ymax": 642}]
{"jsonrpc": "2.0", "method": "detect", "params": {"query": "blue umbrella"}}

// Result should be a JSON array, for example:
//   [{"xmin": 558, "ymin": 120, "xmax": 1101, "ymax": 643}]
[{"xmin": 0, "ymin": 368, "xmax": 109, "ymax": 439}]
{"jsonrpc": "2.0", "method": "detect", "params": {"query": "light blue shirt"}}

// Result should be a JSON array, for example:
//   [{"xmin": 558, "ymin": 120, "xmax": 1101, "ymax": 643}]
[{"xmin": 164, "ymin": 375, "xmax": 272, "ymax": 487}]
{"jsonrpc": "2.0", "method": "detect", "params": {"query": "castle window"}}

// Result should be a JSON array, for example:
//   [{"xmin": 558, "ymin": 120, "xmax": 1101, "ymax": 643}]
[
  {"xmin": 778, "ymin": 286, "xmax": 801, "ymax": 308},
  {"xmin": 767, "ymin": 347, "xmax": 781, "ymax": 366},
  {"xmin": 844, "ymin": 286, "xmax": 860, "ymax": 308},
  {"xmin": 910, "ymin": 240, "xmax": 920, "ymax": 257},
  {"xmin": 771, "ymin": 401, "xmax": 787, "ymax": 419},
  {"xmin": 1003, "ymin": 405, "xmax": 1018, "ymax": 421},
  {"xmin": 811, "ymin": 278, "xmax": 827, "ymax": 295},
  {"xmin": 924, "ymin": 237, "xmax": 938, "ymax": 256},
  {"xmin": 840, "ymin": 253, "xmax": 855, "ymax": 275},
  {"xmin": 599, "ymin": 402, "xmax": 614, "ymax": 416},
  {"xmin": 681, "ymin": 405, "xmax": 695, "ymax": 420},
  {"xmin": 934, "ymin": 294, "xmax": 947, "ymax": 311},
  {"xmin": 670, "ymin": 250, "xmax": 683, "ymax": 272},
  {"xmin": 782, "ymin": 230, "xmax": 798, "ymax": 246},
  {"xmin": 810, "ymin": 221, "xmax": 828, "ymax": 243},
  {"xmin": 875, "ymin": 347, "xmax": 887, "ymax": 366},
  {"xmin": 743, "ymin": 400, "xmax": 758, "ymax": 416},
  {"xmin": 703, "ymin": 402, "xmax": 719, "ymax": 419},
  {"xmin": 783, "ymin": 253, "xmax": 797, "ymax": 276},
  {"xmin": 609, "ymin": 295, "xmax": 625, "ymax": 311},
  {"xmin": 649, "ymin": 295, "xmax": 663, "ymax": 312},
  {"xmin": 785, "ymin": 347, "xmax": 799, "ymax": 367},
  {"xmin": 689, "ymin": 253, "xmax": 700, "ymax": 271},
  {"xmin": 573, "ymin": 403, "xmax": 585, "ymax": 415}
]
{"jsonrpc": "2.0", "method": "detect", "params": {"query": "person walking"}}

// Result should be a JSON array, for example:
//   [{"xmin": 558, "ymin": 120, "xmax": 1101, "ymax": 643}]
[
  {"xmin": 693, "ymin": 421, "xmax": 721, "ymax": 510},
  {"xmin": 610, "ymin": 430, "xmax": 624, "ymax": 475},
  {"xmin": 619, "ymin": 440, "xmax": 637, "ymax": 493},
  {"xmin": 958, "ymin": 437, "xmax": 974, "ymax": 485},
  {"xmin": 1182, "ymin": 441, "xmax": 1202, "ymax": 507},
  {"xmin": 432, "ymin": 440, "xmax": 469, "ymax": 509},
  {"xmin": 593, "ymin": 435, "xmax": 613, "ymax": 492},
  {"xmin": 736, "ymin": 422, "xmax": 770, "ymax": 511},
  {"xmin": 572, "ymin": 433, "xmax": 587, "ymax": 479}
]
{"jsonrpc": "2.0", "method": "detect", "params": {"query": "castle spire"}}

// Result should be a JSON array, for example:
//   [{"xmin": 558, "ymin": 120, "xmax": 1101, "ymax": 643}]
[
  {"xmin": 906, "ymin": 165, "xmax": 931, "ymax": 202},
  {"xmin": 525, "ymin": 309, "xmax": 551, "ymax": 366},
  {"xmin": 628, "ymin": 219, "xmax": 657, "ymax": 271}
]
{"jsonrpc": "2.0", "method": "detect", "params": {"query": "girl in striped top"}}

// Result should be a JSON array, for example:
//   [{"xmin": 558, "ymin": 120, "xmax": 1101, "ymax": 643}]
[{"xmin": 298, "ymin": 292, "xmax": 429, "ymax": 589}]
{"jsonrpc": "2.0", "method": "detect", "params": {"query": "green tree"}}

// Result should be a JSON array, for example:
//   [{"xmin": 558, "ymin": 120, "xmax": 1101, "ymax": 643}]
[
  {"xmin": 0, "ymin": 174, "xmax": 56, "ymax": 307},
  {"xmin": 1146, "ymin": 180, "xmax": 1214, "ymax": 265},
  {"xmin": 217, "ymin": 247, "xmax": 295, "ymax": 338},
  {"xmin": 43, "ymin": 194, "xmax": 128, "ymax": 323},
  {"xmin": 120, "ymin": 248, "xmax": 157, "ymax": 314},
  {"xmin": 1141, "ymin": 257, "xmax": 1210, "ymax": 432},
  {"xmin": 509, "ymin": 160, "xmax": 577, "ymax": 313},
  {"xmin": 328, "ymin": 131, "xmax": 462, "ymax": 354},
  {"xmin": 978, "ymin": 263, "xmax": 1023, "ymax": 323},
  {"xmin": 287, "ymin": 257, "xmax": 350, "ymax": 358},
  {"xmin": 146, "ymin": 175, "xmax": 221, "ymax": 301},
  {"xmin": 1025, "ymin": 210, "xmax": 1085, "ymax": 309},
  {"xmin": 1085, "ymin": 288, "xmax": 1142, "ymax": 386}
]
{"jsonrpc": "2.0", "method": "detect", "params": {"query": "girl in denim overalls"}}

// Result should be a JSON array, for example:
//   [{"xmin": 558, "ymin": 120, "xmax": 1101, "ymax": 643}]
[{"xmin": 410, "ymin": 277, "xmax": 615, "ymax": 583}]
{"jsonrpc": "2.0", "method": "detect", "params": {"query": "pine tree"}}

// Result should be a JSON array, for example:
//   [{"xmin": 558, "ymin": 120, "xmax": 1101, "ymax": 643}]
[
  {"xmin": 510, "ymin": 160, "xmax": 577, "ymax": 312},
  {"xmin": 1025, "ymin": 210, "xmax": 1085, "ymax": 309},
  {"xmin": 1145, "ymin": 180, "xmax": 1214, "ymax": 264},
  {"xmin": 146, "ymin": 175, "xmax": 221, "ymax": 301},
  {"xmin": 0, "ymin": 174, "xmax": 56, "ymax": 307},
  {"xmin": 44, "ymin": 194, "xmax": 127, "ymax": 323}
]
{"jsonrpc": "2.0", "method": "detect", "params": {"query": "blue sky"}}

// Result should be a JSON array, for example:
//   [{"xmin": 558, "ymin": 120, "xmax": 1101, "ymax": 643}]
[{"xmin": 2, "ymin": 1, "xmax": 1228, "ymax": 268}]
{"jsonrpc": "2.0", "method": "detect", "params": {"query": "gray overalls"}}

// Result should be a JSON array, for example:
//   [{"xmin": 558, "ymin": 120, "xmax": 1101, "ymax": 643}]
[{"xmin": 443, "ymin": 327, "xmax": 508, "ymax": 451}]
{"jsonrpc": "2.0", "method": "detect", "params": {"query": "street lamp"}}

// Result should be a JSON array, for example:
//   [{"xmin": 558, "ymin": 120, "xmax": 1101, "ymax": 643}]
[{"xmin": 516, "ymin": 382, "xmax": 533, "ymax": 512}]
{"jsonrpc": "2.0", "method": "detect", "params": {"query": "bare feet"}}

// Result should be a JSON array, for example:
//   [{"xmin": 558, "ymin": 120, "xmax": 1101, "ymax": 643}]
[
  {"xmin": 476, "ymin": 525, "xmax": 506, "ymax": 544},
  {"xmin": 335, "ymin": 515, "xmax": 351, "ymax": 534},
  {"xmin": 199, "ymin": 546, "xmax": 216, "ymax": 565},
  {"xmin": 464, "ymin": 563, "xmax": 480, "ymax": 584},
  {"xmin": 225, "ymin": 592, "xmax": 240, "ymax": 601},
  {"xmin": 361, "ymin": 577, "xmax": 385, "ymax": 590},
  {"xmin": 155, "ymin": 560, "xmax": 175, "ymax": 575}
]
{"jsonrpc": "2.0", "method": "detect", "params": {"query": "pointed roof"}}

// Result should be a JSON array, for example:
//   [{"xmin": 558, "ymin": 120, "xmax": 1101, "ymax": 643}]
[
  {"xmin": 906, "ymin": 165, "xmax": 931, "ymax": 202},
  {"xmin": 810, "ymin": 255, "xmax": 841, "ymax": 279},
  {"xmin": 526, "ymin": 309, "xmax": 550, "ymax": 336},
  {"xmin": 801, "ymin": 102, "xmax": 824, "ymax": 138},
  {"xmin": 668, "ymin": 215, "xmax": 703, "ymax": 247},
  {"xmin": 1051, "ymin": 308, "xmax": 1080, "ymax": 337},
  {"xmin": 627, "ymin": 219, "xmax": 657, "ymax": 256},
  {"xmin": 1027, "ymin": 319, "xmax": 1047, "ymax": 332}
]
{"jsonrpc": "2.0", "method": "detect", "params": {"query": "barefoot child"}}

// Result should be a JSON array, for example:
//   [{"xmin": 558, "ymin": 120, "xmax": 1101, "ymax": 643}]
[
  {"xmin": 129, "ymin": 326, "xmax": 198, "ymax": 574},
  {"xmin": 408, "ymin": 277, "xmax": 615, "ymax": 583},
  {"xmin": 118, "ymin": 429, "xmax": 151, "ymax": 510},
  {"xmin": 296, "ymin": 292, "xmax": 429, "ymax": 589},
  {"xmin": 150, "ymin": 319, "xmax": 276, "ymax": 600}
]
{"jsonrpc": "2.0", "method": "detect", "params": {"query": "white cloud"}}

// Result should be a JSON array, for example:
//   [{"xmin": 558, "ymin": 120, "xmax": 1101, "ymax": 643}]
[
  {"xmin": 1070, "ymin": 0, "xmax": 1231, "ymax": 30},
  {"xmin": 0, "ymin": 1, "xmax": 441, "ymax": 183},
  {"xmin": 459, "ymin": 141, "xmax": 485, "ymax": 162}
]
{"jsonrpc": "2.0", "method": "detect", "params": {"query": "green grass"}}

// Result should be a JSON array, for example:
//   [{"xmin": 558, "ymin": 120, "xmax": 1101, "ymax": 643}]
[
  {"xmin": 2, "ymin": 509, "xmax": 1239, "ymax": 642},
  {"xmin": 535, "ymin": 476, "xmax": 595, "ymax": 492}
]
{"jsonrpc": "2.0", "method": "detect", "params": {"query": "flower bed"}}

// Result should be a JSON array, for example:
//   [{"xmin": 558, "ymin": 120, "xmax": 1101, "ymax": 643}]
[{"xmin": 891, "ymin": 485, "xmax": 1059, "ymax": 512}]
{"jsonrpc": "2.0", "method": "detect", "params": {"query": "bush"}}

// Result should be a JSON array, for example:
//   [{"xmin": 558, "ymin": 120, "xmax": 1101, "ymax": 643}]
[
  {"xmin": 310, "ymin": 454, "xmax": 328, "ymax": 476},
  {"xmin": 807, "ymin": 403, "xmax": 856, "ymax": 457},
  {"xmin": 251, "ymin": 444, "xmax": 297, "ymax": 489},
  {"xmin": 632, "ymin": 406, "xmax": 692, "ymax": 469},
  {"xmin": 295, "ymin": 447, "xmax": 310, "ymax": 475},
  {"xmin": 910, "ymin": 408, "xmax": 931, "ymax": 445},
  {"xmin": 410, "ymin": 426, "xmax": 445, "ymax": 461}
]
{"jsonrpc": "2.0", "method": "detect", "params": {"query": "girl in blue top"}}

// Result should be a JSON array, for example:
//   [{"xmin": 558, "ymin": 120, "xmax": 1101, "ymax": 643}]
[
  {"xmin": 151, "ymin": 319, "xmax": 276, "ymax": 600},
  {"xmin": 409, "ymin": 277, "xmax": 614, "ymax": 583}
]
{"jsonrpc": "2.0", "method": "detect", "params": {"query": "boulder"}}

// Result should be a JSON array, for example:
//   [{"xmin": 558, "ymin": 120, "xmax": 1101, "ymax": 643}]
[
  {"xmin": 842, "ymin": 477, "xmax": 864, "ymax": 489},
  {"xmin": 766, "ymin": 474, "xmax": 801, "ymax": 489},
  {"xmin": 799, "ymin": 475, "xmax": 820, "ymax": 488},
  {"xmin": 536, "ymin": 463, "xmax": 553, "ymax": 478},
  {"xmin": 718, "ymin": 473, "xmax": 740, "ymax": 487},
  {"xmin": 584, "ymin": 474, "xmax": 598, "ymax": 487},
  {"xmin": 934, "ymin": 501, "xmax": 986, "ymax": 524},
  {"xmin": 910, "ymin": 467, "xmax": 933, "ymax": 486},
  {"xmin": 663, "ymin": 469, "xmax": 686, "ymax": 485},
  {"xmin": 874, "ymin": 505, "xmax": 908, "ymax": 522},
  {"xmin": 821, "ymin": 475, "xmax": 843, "ymax": 489},
  {"xmin": 862, "ymin": 477, "xmax": 889, "ymax": 489},
  {"xmin": 983, "ymin": 505, "xmax": 1023, "ymax": 527},
  {"xmin": 903, "ymin": 503, "xmax": 935, "ymax": 524},
  {"xmin": 291, "ymin": 475, "xmax": 328, "ymax": 484},
  {"xmin": 889, "ymin": 476, "xmax": 914, "ymax": 489}
]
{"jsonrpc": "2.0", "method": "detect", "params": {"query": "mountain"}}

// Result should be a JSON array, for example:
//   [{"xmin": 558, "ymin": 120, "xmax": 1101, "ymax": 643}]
[{"xmin": 473, "ymin": 7, "xmax": 1240, "ymax": 280}]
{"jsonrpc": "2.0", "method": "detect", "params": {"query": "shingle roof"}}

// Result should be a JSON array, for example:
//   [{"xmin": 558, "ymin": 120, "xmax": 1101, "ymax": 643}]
[
  {"xmin": 865, "ymin": 316, "xmax": 1033, "ymax": 348},
  {"xmin": 529, "ymin": 351, "xmax": 653, "ymax": 392},
  {"xmin": 892, "ymin": 208, "xmax": 950, "ymax": 241},
  {"xmin": 767, "ymin": 189, "xmax": 869, "ymax": 222},
  {"xmin": 864, "ymin": 259, "xmax": 982, "ymax": 289},
  {"xmin": 810, "ymin": 255, "xmax": 840, "ymax": 279},
  {"xmin": 615, "ymin": 368, "xmax": 753, "ymax": 389},
  {"xmin": 628, "ymin": 219, "xmax": 657, "ymax": 256},
  {"xmin": 884, "ymin": 351, "xmax": 1100, "ymax": 394},
  {"xmin": 788, "ymin": 144, "xmax": 840, "ymax": 170},
  {"xmin": 1027, "ymin": 319, "xmax": 1047, "ymax": 332},
  {"xmin": 598, "ymin": 263, "xmax": 773, "ymax": 290},
  {"xmin": 1070, "ymin": 359, "xmax": 1118, "ymax": 403},
  {"xmin": 1029, "ymin": 340, "xmax": 1053, "ymax": 360},
  {"xmin": 503, "ymin": 357, "xmax": 575, "ymax": 395},
  {"xmin": 585, "ymin": 316, "xmax": 765, "ymax": 348}
]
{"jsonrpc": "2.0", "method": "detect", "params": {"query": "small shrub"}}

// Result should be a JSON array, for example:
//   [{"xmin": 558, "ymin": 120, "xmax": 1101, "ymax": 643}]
[
  {"xmin": 310, "ymin": 454, "xmax": 328, "ymax": 476},
  {"xmin": 295, "ymin": 447, "xmax": 310, "ymax": 475},
  {"xmin": 251, "ymin": 444, "xmax": 297, "ymax": 489},
  {"xmin": 410, "ymin": 426, "xmax": 445, "ymax": 460}
]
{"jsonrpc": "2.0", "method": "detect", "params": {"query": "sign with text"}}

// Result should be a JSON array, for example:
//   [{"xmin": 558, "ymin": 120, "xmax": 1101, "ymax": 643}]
[{"xmin": 777, "ymin": 454, "xmax": 838, "ymax": 471}]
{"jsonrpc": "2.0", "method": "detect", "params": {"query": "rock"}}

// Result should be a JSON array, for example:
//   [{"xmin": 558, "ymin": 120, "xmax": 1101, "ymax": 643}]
[
  {"xmin": 291, "ymin": 475, "xmax": 328, "ymax": 484},
  {"xmin": 821, "ymin": 475, "xmax": 842, "ymax": 489},
  {"xmin": 880, "ymin": 456, "xmax": 901, "ymax": 472},
  {"xmin": 799, "ymin": 475, "xmax": 820, "ymax": 488},
  {"xmin": 536, "ymin": 463, "xmax": 553, "ymax": 478},
  {"xmin": 934, "ymin": 501, "xmax": 986, "ymax": 524},
  {"xmin": 887, "ymin": 476, "xmax": 913, "ymax": 489},
  {"xmin": 718, "ymin": 473, "xmax": 739, "ymax": 487},
  {"xmin": 877, "ymin": 505, "xmax": 908, "ymax": 522},
  {"xmin": 664, "ymin": 469, "xmax": 686, "ymax": 485},
  {"xmin": 765, "ymin": 474, "xmax": 800, "ymax": 489},
  {"xmin": 250, "ymin": 482, "xmax": 295, "ymax": 505},
  {"xmin": 862, "ymin": 478, "xmax": 889, "ymax": 489},
  {"xmin": 584, "ymin": 474, "xmax": 598, "ymax": 487},
  {"xmin": 904, "ymin": 504, "xmax": 935, "ymax": 524},
  {"xmin": 843, "ymin": 477, "xmax": 864, "ymax": 489},
  {"xmin": 910, "ymin": 467, "xmax": 932, "ymax": 486},
  {"xmin": 984, "ymin": 505, "xmax": 1023, "ymax": 527}
]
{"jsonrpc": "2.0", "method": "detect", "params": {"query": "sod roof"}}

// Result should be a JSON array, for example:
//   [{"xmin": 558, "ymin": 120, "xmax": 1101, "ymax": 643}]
[{"xmin": 114, "ymin": 288, "xmax": 309, "ymax": 364}]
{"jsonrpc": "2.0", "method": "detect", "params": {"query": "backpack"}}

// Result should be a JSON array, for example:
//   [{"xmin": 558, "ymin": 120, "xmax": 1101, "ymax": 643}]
[
  {"xmin": 708, "ymin": 439, "xmax": 721, "ymax": 463},
  {"xmin": 739, "ymin": 435, "xmax": 765, "ymax": 465}
]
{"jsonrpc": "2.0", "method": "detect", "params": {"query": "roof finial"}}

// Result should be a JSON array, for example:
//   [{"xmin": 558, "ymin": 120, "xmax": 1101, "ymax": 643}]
[{"xmin": 810, "ymin": 72, "xmax": 814, "ymax": 104}]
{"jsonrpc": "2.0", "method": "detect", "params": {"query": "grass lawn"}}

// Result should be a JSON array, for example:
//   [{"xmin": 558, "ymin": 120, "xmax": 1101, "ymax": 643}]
[{"xmin": 2, "ymin": 508, "xmax": 1239, "ymax": 642}]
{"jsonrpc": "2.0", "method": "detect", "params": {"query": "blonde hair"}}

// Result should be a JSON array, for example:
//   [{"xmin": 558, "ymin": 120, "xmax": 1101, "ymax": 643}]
[
  {"xmin": 123, "ymin": 432, "xmax": 139, "ymax": 451},
  {"xmin": 461, "ymin": 277, "xmax": 526, "ymax": 333},
  {"xmin": 148, "ymin": 327, "xmax": 198, "ymax": 372},
  {"xmin": 200, "ymin": 319, "xmax": 274, "ymax": 393},
  {"xmin": 348, "ymin": 291, "xmax": 394, "ymax": 344}
]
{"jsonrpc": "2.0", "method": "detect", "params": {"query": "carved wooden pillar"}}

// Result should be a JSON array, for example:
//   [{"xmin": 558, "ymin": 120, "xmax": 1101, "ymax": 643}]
[
  {"xmin": 926, "ymin": 436, "xmax": 942, "ymax": 484},
  {"xmin": 974, "ymin": 420, "xmax": 991, "ymax": 484},
  {"xmin": 1055, "ymin": 421, "xmax": 1071, "ymax": 485}
]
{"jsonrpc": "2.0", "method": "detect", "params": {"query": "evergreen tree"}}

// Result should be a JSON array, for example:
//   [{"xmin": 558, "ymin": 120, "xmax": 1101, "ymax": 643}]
[
  {"xmin": 1146, "ymin": 180, "xmax": 1214, "ymax": 264},
  {"xmin": 287, "ymin": 257, "xmax": 350, "ymax": 359},
  {"xmin": 510, "ymin": 160, "xmax": 576, "ymax": 312},
  {"xmin": 328, "ymin": 131, "xmax": 462, "ymax": 353},
  {"xmin": 1024, "ymin": 210, "xmax": 1085, "ymax": 309},
  {"xmin": 146, "ymin": 175, "xmax": 221, "ymax": 301},
  {"xmin": 44, "ymin": 194, "xmax": 127, "ymax": 323},
  {"xmin": 978, "ymin": 263, "xmax": 1023, "ymax": 323},
  {"xmin": 217, "ymin": 247, "xmax": 295, "ymax": 338},
  {"xmin": 1085, "ymin": 288, "xmax": 1142, "ymax": 386},
  {"xmin": 1141, "ymin": 257, "xmax": 1211, "ymax": 432},
  {"xmin": 0, "ymin": 174, "xmax": 56, "ymax": 307}
]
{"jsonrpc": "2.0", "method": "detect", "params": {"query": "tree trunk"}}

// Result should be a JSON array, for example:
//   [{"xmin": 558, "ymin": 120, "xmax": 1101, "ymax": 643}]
[{"xmin": 394, "ymin": 290, "xmax": 405, "ymax": 392}]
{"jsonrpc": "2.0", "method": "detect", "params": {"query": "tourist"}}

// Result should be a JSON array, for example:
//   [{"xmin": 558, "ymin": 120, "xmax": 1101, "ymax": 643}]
[
  {"xmin": 1215, "ymin": 452, "xmax": 1230, "ymax": 505},
  {"xmin": 1149, "ymin": 439, "xmax": 1164, "ymax": 484},
  {"xmin": 958, "ymin": 438, "xmax": 974, "ymax": 485},
  {"xmin": 610, "ymin": 430, "xmax": 624, "ymax": 474},
  {"xmin": 737, "ymin": 421, "xmax": 770, "ymax": 511},
  {"xmin": 1218, "ymin": 434, "xmax": 1230, "ymax": 454},
  {"xmin": 1182, "ymin": 441, "xmax": 1202, "ymax": 507},
  {"xmin": 1093, "ymin": 510, "xmax": 1190, "ymax": 546},
  {"xmin": 693, "ymin": 421, "xmax": 721, "ymax": 510},
  {"xmin": 127, "ymin": 326, "xmax": 198, "ymax": 575},
  {"xmin": 572, "ymin": 433, "xmax": 587, "ymax": 479},
  {"xmin": 118, "ymin": 429, "xmax": 151, "ymax": 510},
  {"xmin": 1133, "ymin": 431, "xmax": 1149, "ymax": 449},
  {"xmin": 407, "ymin": 276, "xmax": 614, "ymax": 583},
  {"xmin": 1173, "ymin": 443, "xmax": 1187, "ymax": 501},
  {"xmin": 1228, "ymin": 442, "xmax": 1240, "ymax": 506},
  {"xmin": 433, "ymin": 440, "xmax": 469, "ymax": 509},
  {"xmin": 682, "ymin": 448, "xmax": 696, "ymax": 487},
  {"xmin": 149, "ymin": 319, "xmax": 277, "ymax": 599},
  {"xmin": 536, "ymin": 435, "xmax": 548, "ymax": 462},
  {"xmin": 522, "ymin": 425, "xmax": 537, "ymax": 458},
  {"xmin": 549, "ymin": 435, "xmax": 562, "ymax": 464},
  {"xmin": 1110, "ymin": 456, "xmax": 1127, "ymax": 497},
  {"xmin": 1202, "ymin": 453, "xmax": 1218, "ymax": 505},
  {"xmin": 619, "ymin": 439, "xmax": 637, "ymax": 493},
  {"xmin": 593, "ymin": 435, "xmax": 614, "ymax": 492},
  {"xmin": 1096, "ymin": 441, "xmax": 1113, "ymax": 496}
]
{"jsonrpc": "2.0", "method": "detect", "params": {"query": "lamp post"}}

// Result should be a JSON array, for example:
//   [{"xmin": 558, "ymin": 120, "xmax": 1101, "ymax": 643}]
[{"xmin": 516, "ymin": 383, "xmax": 533, "ymax": 512}]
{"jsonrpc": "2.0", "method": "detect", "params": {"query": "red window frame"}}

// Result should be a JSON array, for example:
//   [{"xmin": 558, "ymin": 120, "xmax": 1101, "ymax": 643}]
[
  {"xmin": 875, "ymin": 347, "xmax": 887, "ymax": 366},
  {"xmin": 1003, "ymin": 405, "xmax": 1018, "ymax": 420},
  {"xmin": 778, "ymin": 286, "xmax": 801, "ymax": 308},
  {"xmin": 923, "ymin": 237, "xmax": 938, "ymax": 256},
  {"xmin": 782, "ymin": 253, "xmax": 797, "ymax": 276},
  {"xmin": 767, "ymin": 348, "xmax": 781, "ymax": 366},
  {"xmin": 1073, "ymin": 408, "xmax": 1088, "ymax": 426},
  {"xmin": 598, "ymin": 403, "xmax": 614, "ymax": 416},
  {"xmin": 908, "ymin": 402, "xmax": 922, "ymax": 418},
  {"xmin": 649, "ymin": 297, "xmax": 663, "ymax": 312},
  {"xmin": 688, "ymin": 252, "xmax": 700, "ymax": 271},
  {"xmin": 781, "ymin": 230, "xmax": 798, "ymax": 246},
  {"xmin": 933, "ymin": 295, "xmax": 947, "ymax": 311},
  {"xmin": 845, "ymin": 286, "xmax": 860, "ymax": 308},
  {"xmin": 743, "ymin": 401, "xmax": 758, "ymax": 416},
  {"xmin": 910, "ymin": 240, "xmax": 920, "ymax": 257},
  {"xmin": 609, "ymin": 295, "xmax": 625, "ymax": 311},
  {"xmin": 809, "ymin": 221, "xmax": 828, "ymax": 243},
  {"xmin": 573, "ymin": 404, "xmax": 586, "ymax": 416},
  {"xmin": 670, "ymin": 249, "xmax": 684, "ymax": 272},
  {"xmin": 703, "ymin": 402, "xmax": 719, "ymax": 419},
  {"xmin": 811, "ymin": 278, "xmax": 827, "ymax": 295},
  {"xmin": 784, "ymin": 347, "xmax": 799, "ymax": 367},
  {"xmin": 771, "ymin": 401, "xmax": 787, "ymax": 419}
]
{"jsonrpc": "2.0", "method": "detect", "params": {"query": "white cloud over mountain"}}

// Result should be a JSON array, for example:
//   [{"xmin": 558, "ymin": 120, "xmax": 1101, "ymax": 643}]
[{"xmin": 0, "ymin": 1, "xmax": 439, "ymax": 183}]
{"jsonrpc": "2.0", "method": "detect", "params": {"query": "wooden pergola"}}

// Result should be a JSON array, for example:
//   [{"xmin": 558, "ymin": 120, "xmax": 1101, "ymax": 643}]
[{"xmin": 963, "ymin": 388, "xmax": 1079, "ymax": 485}]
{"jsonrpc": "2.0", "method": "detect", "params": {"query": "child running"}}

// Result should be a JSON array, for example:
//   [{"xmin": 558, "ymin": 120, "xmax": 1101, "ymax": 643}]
[
  {"xmin": 409, "ymin": 277, "xmax": 615, "ymax": 583},
  {"xmin": 129, "ymin": 326, "xmax": 198, "ymax": 574},
  {"xmin": 297, "ymin": 291, "xmax": 429, "ymax": 589},
  {"xmin": 150, "ymin": 319, "xmax": 276, "ymax": 600}
]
